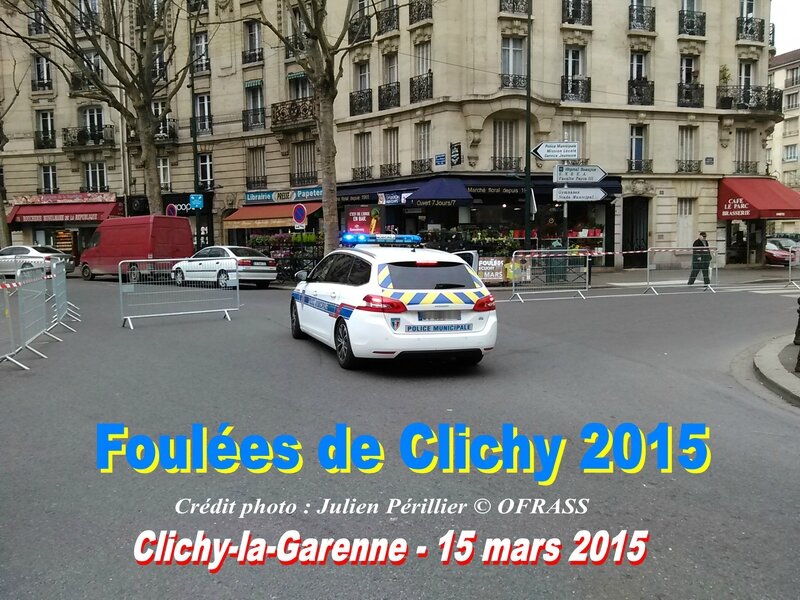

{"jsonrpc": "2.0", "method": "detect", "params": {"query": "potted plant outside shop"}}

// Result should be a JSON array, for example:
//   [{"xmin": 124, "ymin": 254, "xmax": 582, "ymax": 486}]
[{"xmin": 718, "ymin": 65, "xmax": 734, "ymax": 109}]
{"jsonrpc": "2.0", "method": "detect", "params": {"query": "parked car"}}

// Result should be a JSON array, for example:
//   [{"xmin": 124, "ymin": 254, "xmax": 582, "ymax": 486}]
[
  {"xmin": 0, "ymin": 245, "xmax": 76, "ymax": 276},
  {"xmin": 171, "ymin": 246, "xmax": 277, "ymax": 288},
  {"xmin": 765, "ymin": 241, "xmax": 793, "ymax": 265},
  {"xmin": 767, "ymin": 238, "xmax": 798, "ymax": 252}
]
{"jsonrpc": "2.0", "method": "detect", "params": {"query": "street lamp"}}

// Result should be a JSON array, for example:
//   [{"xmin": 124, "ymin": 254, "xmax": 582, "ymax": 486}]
[{"xmin": 523, "ymin": 0, "xmax": 534, "ymax": 250}]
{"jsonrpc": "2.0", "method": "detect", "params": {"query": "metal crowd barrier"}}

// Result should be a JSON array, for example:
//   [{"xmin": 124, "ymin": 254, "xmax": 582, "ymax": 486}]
[
  {"xmin": 645, "ymin": 247, "xmax": 719, "ymax": 295},
  {"xmin": 788, "ymin": 251, "xmax": 800, "ymax": 290},
  {"xmin": 0, "ymin": 274, "xmax": 23, "ymax": 369},
  {"xmin": 119, "ymin": 258, "xmax": 240, "ymax": 329},
  {"xmin": 509, "ymin": 249, "xmax": 590, "ymax": 302},
  {"xmin": 48, "ymin": 261, "xmax": 76, "ymax": 333}
]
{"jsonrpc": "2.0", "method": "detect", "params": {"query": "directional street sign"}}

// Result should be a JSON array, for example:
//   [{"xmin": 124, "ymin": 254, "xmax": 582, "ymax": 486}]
[
  {"xmin": 553, "ymin": 187, "xmax": 608, "ymax": 202},
  {"xmin": 553, "ymin": 164, "xmax": 608, "ymax": 184},
  {"xmin": 531, "ymin": 141, "xmax": 579, "ymax": 161}
]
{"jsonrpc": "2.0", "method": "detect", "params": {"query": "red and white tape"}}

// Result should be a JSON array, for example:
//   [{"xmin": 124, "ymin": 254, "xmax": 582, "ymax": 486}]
[{"xmin": 0, "ymin": 273, "xmax": 55, "ymax": 291}]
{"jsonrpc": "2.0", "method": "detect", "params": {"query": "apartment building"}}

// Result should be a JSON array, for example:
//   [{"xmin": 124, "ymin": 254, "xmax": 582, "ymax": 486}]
[{"xmin": 0, "ymin": 0, "xmax": 793, "ymax": 266}]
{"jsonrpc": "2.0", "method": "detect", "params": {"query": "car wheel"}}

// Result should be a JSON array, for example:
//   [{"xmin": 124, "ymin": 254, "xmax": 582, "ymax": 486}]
[
  {"xmin": 174, "ymin": 268, "xmax": 185, "ymax": 287},
  {"xmin": 457, "ymin": 352, "xmax": 484, "ymax": 366},
  {"xmin": 256, "ymin": 281, "xmax": 270, "ymax": 289},
  {"xmin": 290, "ymin": 300, "xmax": 306, "ymax": 339},
  {"xmin": 334, "ymin": 319, "xmax": 359, "ymax": 370},
  {"xmin": 81, "ymin": 264, "xmax": 95, "ymax": 281},
  {"xmin": 20, "ymin": 262, "xmax": 33, "ymax": 271},
  {"xmin": 128, "ymin": 264, "xmax": 141, "ymax": 284},
  {"xmin": 217, "ymin": 270, "xmax": 229, "ymax": 288}
]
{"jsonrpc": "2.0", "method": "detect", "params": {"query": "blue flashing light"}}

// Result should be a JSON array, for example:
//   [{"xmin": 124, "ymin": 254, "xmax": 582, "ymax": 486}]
[{"xmin": 340, "ymin": 232, "xmax": 422, "ymax": 247}]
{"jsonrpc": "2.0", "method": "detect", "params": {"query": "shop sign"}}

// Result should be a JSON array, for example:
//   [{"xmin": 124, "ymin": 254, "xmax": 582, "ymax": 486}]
[
  {"xmin": 12, "ymin": 192, "xmax": 116, "ymax": 205},
  {"xmin": 411, "ymin": 199, "xmax": 462, "ymax": 207},
  {"xmin": 377, "ymin": 192, "xmax": 413, "ymax": 205},
  {"xmin": 477, "ymin": 257, "xmax": 507, "ymax": 282},
  {"xmin": 450, "ymin": 143, "xmax": 462, "ymax": 166},
  {"xmin": 720, "ymin": 196, "xmax": 755, "ymax": 219},
  {"xmin": 465, "ymin": 185, "xmax": 521, "ymax": 195},
  {"xmin": 245, "ymin": 186, "xmax": 323, "ymax": 205},
  {"xmin": 19, "ymin": 212, "xmax": 106, "ymax": 222},
  {"xmin": 346, "ymin": 205, "xmax": 383, "ymax": 234}
]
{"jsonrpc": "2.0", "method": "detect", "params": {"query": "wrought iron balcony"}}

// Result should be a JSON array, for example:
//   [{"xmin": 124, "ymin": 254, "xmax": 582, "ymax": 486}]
[
  {"xmin": 628, "ymin": 79, "xmax": 654, "ymax": 105},
  {"xmin": 716, "ymin": 85, "xmax": 782, "ymax": 111},
  {"xmin": 80, "ymin": 185, "xmax": 109, "ymax": 192},
  {"xmin": 188, "ymin": 0, "xmax": 207, "ymax": 11},
  {"xmin": 377, "ymin": 5, "xmax": 399, "ymax": 35},
  {"xmin": 737, "ymin": 17, "xmax": 764, "ymax": 42},
  {"xmin": 734, "ymin": 161, "xmax": 759, "ymax": 174},
  {"xmin": 27, "ymin": 16, "xmax": 48, "ymax": 35},
  {"xmin": 380, "ymin": 163, "xmax": 400, "ymax": 178},
  {"xmin": 627, "ymin": 159, "xmax": 653, "ymax": 173},
  {"xmin": 242, "ymin": 108, "xmax": 266, "ymax": 131},
  {"xmin": 190, "ymin": 115, "xmax": 213, "ymax": 135},
  {"xmin": 63, "ymin": 125, "xmax": 115, "ymax": 148},
  {"xmin": 191, "ymin": 58, "xmax": 210, "ymax": 74},
  {"xmin": 492, "ymin": 157, "xmax": 521, "ymax": 172},
  {"xmin": 409, "ymin": 0, "xmax": 432, "ymax": 24},
  {"xmin": 70, "ymin": 71, "xmax": 101, "ymax": 92},
  {"xmin": 562, "ymin": 0, "xmax": 592, "ymax": 26},
  {"xmin": 350, "ymin": 89, "xmax": 372, "ymax": 116},
  {"xmin": 34, "ymin": 130, "xmax": 56, "ymax": 149},
  {"xmin": 500, "ymin": 74, "xmax": 527, "ymax": 89},
  {"xmin": 128, "ymin": 119, "xmax": 178, "ymax": 144},
  {"xmin": 561, "ymin": 76, "xmax": 591, "ymax": 102},
  {"xmin": 410, "ymin": 72, "xmax": 433, "ymax": 103},
  {"xmin": 72, "ymin": 11, "xmax": 98, "ymax": 32},
  {"xmin": 629, "ymin": 5, "xmax": 655, "ymax": 32},
  {"xmin": 37, "ymin": 187, "xmax": 59, "ymax": 194},
  {"xmin": 271, "ymin": 97, "xmax": 316, "ymax": 130},
  {"xmin": 349, "ymin": 14, "xmax": 371, "ymax": 44},
  {"xmin": 499, "ymin": 0, "xmax": 528, "ymax": 14},
  {"xmin": 198, "ymin": 179, "xmax": 215, "ymax": 191},
  {"xmin": 242, "ymin": 48, "xmax": 263, "ymax": 64},
  {"xmin": 411, "ymin": 158, "xmax": 432, "ymax": 174},
  {"xmin": 352, "ymin": 166, "xmax": 373, "ymax": 181},
  {"xmin": 676, "ymin": 160, "xmax": 701, "ymax": 173},
  {"xmin": 677, "ymin": 82, "xmax": 704, "ymax": 108},
  {"xmin": 678, "ymin": 10, "xmax": 705, "ymax": 36},
  {"xmin": 378, "ymin": 81, "xmax": 400, "ymax": 110},
  {"xmin": 290, "ymin": 171, "xmax": 318, "ymax": 186},
  {"xmin": 31, "ymin": 79, "xmax": 52, "ymax": 92},
  {"xmin": 246, "ymin": 176, "xmax": 269, "ymax": 190},
  {"xmin": 285, "ymin": 34, "xmax": 306, "ymax": 59}
]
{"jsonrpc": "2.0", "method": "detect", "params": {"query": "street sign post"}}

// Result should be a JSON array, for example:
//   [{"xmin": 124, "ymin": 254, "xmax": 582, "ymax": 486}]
[
  {"xmin": 553, "ymin": 164, "xmax": 608, "ymax": 184},
  {"xmin": 553, "ymin": 188, "xmax": 608, "ymax": 202},
  {"xmin": 165, "ymin": 204, "xmax": 177, "ymax": 217},
  {"xmin": 532, "ymin": 141, "xmax": 579, "ymax": 161},
  {"xmin": 292, "ymin": 203, "xmax": 307, "ymax": 225}
]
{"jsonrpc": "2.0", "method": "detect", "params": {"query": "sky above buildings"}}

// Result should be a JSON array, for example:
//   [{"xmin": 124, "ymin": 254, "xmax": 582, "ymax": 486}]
[{"xmin": 772, "ymin": 0, "xmax": 800, "ymax": 55}]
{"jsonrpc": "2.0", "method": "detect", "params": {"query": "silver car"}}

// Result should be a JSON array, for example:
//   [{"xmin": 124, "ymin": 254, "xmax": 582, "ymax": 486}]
[
  {"xmin": 171, "ymin": 246, "xmax": 277, "ymax": 288},
  {"xmin": 0, "ymin": 245, "xmax": 76, "ymax": 276}
]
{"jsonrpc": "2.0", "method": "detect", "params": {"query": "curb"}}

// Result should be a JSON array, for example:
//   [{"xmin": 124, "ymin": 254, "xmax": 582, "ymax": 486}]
[{"xmin": 753, "ymin": 334, "xmax": 800, "ymax": 408}]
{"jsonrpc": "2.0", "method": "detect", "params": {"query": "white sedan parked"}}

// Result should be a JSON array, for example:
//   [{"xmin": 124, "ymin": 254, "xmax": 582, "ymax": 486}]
[{"xmin": 172, "ymin": 246, "xmax": 277, "ymax": 288}]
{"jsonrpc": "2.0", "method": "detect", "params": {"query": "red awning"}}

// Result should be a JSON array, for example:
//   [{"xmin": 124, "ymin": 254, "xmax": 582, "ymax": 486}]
[
  {"xmin": 7, "ymin": 202, "xmax": 121, "ymax": 224},
  {"xmin": 718, "ymin": 177, "xmax": 800, "ymax": 220},
  {"xmin": 224, "ymin": 202, "xmax": 322, "ymax": 222}
]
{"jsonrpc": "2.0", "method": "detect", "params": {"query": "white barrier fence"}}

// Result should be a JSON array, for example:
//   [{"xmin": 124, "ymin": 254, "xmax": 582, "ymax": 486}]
[
  {"xmin": 509, "ymin": 250, "xmax": 590, "ymax": 301},
  {"xmin": 119, "ymin": 258, "xmax": 241, "ymax": 329},
  {"xmin": 645, "ymin": 247, "xmax": 719, "ymax": 294}
]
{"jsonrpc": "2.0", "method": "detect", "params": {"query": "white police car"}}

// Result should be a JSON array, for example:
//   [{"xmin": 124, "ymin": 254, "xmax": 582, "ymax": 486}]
[{"xmin": 290, "ymin": 234, "xmax": 497, "ymax": 369}]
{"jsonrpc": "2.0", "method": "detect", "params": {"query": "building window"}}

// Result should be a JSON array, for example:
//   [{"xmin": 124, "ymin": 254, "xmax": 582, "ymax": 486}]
[
  {"xmin": 384, "ymin": 53, "xmax": 398, "ymax": 84},
  {"xmin": 415, "ymin": 121, "xmax": 431, "ymax": 159},
  {"xmin": 738, "ymin": 61, "xmax": 754, "ymax": 88},
  {"xmin": 501, "ymin": 37, "xmax": 525, "ymax": 76},
  {"xmin": 785, "ymin": 144, "xmax": 798, "ymax": 162},
  {"xmin": 680, "ymin": 56, "xmax": 696, "ymax": 84},
  {"xmin": 414, "ymin": 41, "xmax": 431, "ymax": 75},
  {"xmin": 157, "ymin": 157, "xmax": 170, "ymax": 191},
  {"xmin": 630, "ymin": 52, "xmax": 648, "ymax": 80},
  {"xmin": 40, "ymin": 165, "xmax": 57, "ymax": 193},
  {"xmin": 492, "ymin": 120, "xmax": 519, "ymax": 171},
  {"xmin": 628, "ymin": 125, "xmax": 650, "ymax": 172},
  {"xmin": 291, "ymin": 141, "xmax": 316, "ymax": 184},
  {"xmin": 735, "ymin": 128, "xmax": 752, "ymax": 161},
  {"xmin": 193, "ymin": 32, "xmax": 209, "ymax": 71},
  {"xmin": 82, "ymin": 106, "xmax": 103, "ymax": 130},
  {"xmin": 787, "ymin": 93, "xmax": 799, "ymax": 110},
  {"xmin": 564, "ymin": 47, "xmax": 583, "ymax": 78},
  {"xmin": 563, "ymin": 122, "xmax": 586, "ymax": 161},
  {"xmin": 290, "ymin": 75, "xmax": 312, "ymax": 99},
  {"xmin": 34, "ymin": 55, "xmax": 51, "ymax": 84},
  {"xmin": 84, "ymin": 161, "xmax": 106, "ymax": 191},
  {"xmin": 678, "ymin": 126, "xmax": 696, "ymax": 160},
  {"xmin": 355, "ymin": 61, "xmax": 370, "ymax": 90},
  {"xmin": 245, "ymin": 84, "xmax": 264, "ymax": 110},
  {"xmin": 785, "ymin": 117, "xmax": 799, "ymax": 136},
  {"xmin": 194, "ymin": 94, "xmax": 212, "ymax": 133},
  {"xmin": 245, "ymin": 20, "xmax": 261, "ymax": 51},
  {"xmin": 198, "ymin": 153, "xmax": 213, "ymax": 189},
  {"xmin": 37, "ymin": 110, "xmax": 54, "ymax": 134},
  {"xmin": 246, "ymin": 147, "xmax": 267, "ymax": 189},
  {"xmin": 384, "ymin": 127, "xmax": 399, "ymax": 164},
  {"xmin": 676, "ymin": 198, "xmax": 695, "ymax": 248}
]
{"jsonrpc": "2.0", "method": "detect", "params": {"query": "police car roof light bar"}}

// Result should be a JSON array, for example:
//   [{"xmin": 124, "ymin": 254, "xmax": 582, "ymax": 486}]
[{"xmin": 340, "ymin": 233, "xmax": 422, "ymax": 246}]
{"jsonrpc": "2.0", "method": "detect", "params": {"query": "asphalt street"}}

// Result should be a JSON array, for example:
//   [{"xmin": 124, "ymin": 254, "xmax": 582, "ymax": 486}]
[{"xmin": 1, "ymin": 277, "xmax": 799, "ymax": 599}]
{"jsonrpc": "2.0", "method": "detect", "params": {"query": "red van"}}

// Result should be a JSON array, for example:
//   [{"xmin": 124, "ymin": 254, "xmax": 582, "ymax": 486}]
[{"xmin": 79, "ymin": 215, "xmax": 194, "ymax": 281}]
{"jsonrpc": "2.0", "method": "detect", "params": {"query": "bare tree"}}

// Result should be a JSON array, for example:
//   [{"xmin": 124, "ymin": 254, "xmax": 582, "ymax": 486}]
[
  {"xmin": 0, "ymin": 0, "xmax": 200, "ymax": 214},
  {"xmin": 0, "ymin": 56, "xmax": 28, "ymax": 247}
]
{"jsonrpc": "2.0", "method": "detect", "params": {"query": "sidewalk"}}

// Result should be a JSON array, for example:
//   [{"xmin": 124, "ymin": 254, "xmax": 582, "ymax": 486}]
[{"xmin": 753, "ymin": 334, "xmax": 800, "ymax": 408}]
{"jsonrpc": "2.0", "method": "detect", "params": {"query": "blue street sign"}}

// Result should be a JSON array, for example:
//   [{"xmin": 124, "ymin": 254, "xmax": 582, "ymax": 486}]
[
  {"xmin": 293, "ymin": 203, "xmax": 307, "ymax": 224},
  {"xmin": 189, "ymin": 194, "xmax": 204, "ymax": 209},
  {"xmin": 435, "ymin": 154, "xmax": 446, "ymax": 166}
]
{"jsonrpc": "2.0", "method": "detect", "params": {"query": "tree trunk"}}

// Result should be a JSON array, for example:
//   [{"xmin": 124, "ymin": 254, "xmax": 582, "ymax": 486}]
[
  {"xmin": 317, "ymin": 93, "xmax": 339, "ymax": 255},
  {"xmin": 136, "ymin": 111, "xmax": 164, "ymax": 215}
]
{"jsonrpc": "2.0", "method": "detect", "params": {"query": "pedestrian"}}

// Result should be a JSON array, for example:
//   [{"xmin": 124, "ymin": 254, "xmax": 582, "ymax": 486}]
[{"xmin": 688, "ymin": 231, "xmax": 711, "ymax": 285}]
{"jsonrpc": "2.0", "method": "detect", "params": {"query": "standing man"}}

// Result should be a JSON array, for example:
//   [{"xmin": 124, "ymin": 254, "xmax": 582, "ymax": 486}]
[{"xmin": 688, "ymin": 231, "xmax": 711, "ymax": 285}]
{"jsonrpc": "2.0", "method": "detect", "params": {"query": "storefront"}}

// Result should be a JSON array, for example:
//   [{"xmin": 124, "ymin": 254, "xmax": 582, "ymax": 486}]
[
  {"xmin": 161, "ymin": 191, "xmax": 215, "ymax": 249},
  {"xmin": 223, "ymin": 187, "xmax": 323, "ymax": 245}
]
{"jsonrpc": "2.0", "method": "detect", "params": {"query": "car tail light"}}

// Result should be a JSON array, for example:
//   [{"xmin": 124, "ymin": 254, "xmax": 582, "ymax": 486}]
[
  {"xmin": 44, "ymin": 256, "xmax": 52, "ymax": 262},
  {"xmin": 267, "ymin": 259, "xmax": 276, "ymax": 267},
  {"xmin": 416, "ymin": 261, "xmax": 438, "ymax": 266},
  {"xmin": 356, "ymin": 294, "xmax": 407, "ymax": 313},
  {"xmin": 473, "ymin": 294, "xmax": 496, "ymax": 312},
  {"xmin": 238, "ymin": 259, "xmax": 253, "ymax": 266}
]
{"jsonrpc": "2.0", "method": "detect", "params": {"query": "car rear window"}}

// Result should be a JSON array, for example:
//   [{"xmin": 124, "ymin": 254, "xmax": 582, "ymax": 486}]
[
  {"xmin": 384, "ymin": 261, "xmax": 476, "ymax": 290},
  {"xmin": 229, "ymin": 247, "xmax": 266, "ymax": 258},
  {"xmin": 35, "ymin": 246, "xmax": 64, "ymax": 254}
]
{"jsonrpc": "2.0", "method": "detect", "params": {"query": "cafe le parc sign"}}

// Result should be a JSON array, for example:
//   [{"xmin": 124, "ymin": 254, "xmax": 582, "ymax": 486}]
[{"xmin": 719, "ymin": 196, "xmax": 754, "ymax": 219}]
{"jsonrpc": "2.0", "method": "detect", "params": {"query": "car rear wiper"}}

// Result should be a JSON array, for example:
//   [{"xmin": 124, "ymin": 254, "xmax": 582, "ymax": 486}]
[{"xmin": 434, "ymin": 283, "xmax": 466, "ymax": 289}]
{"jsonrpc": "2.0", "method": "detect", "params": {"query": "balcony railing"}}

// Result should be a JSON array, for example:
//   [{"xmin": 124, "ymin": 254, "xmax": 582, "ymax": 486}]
[
  {"xmin": 677, "ymin": 82, "xmax": 704, "ymax": 108},
  {"xmin": 629, "ymin": 5, "xmax": 655, "ymax": 32},
  {"xmin": 716, "ymin": 85, "xmax": 782, "ymax": 111},
  {"xmin": 34, "ymin": 130, "xmax": 57, "ymax": 149},
  {"xmin": 349, "ymin": 14, "xmax": 371, "ymax": 44},
  {"xmin": 734, "ymin": 161, "xmax": 759, "ymax": 174},
  {"xmin": 242, "ymin": 108, "xmax": 266, "ymax": 131},
  {"xmin": 80, "ymin": 185, "xmax": 109, "ymax": 193},
  {"xmin": 191, "ymin": 58, "xmax": 210, "ymax": 74},
  {"xmin": 127, "ymin": 119, "xmax": 178, "ymax": 144},
  {"xmin": 350, "ymin": 89, "xmax": 372, "ymax": 116},
  {"xmin": 242, "ymin": 48, "xmax": 263, "ymax": 64},
  {"xmin": 737, "ymin": 16, "xmax": 765, "ymax": 42},
  {"xmin": 627, "ymin": 159, "xmax": 653, "ymax": 173},
  {"xmin": 70, "ymin": 71, "xmax": 101, "ymax": 92},
  {"xmin": 676, "ymin": 160, "xmax": 701, "ymax": 173},
  {"xmin": 198, "ymin": 179, "xmax": 215, "ymax": 191},
  {"xmin": 285, "ymin": 34, "xmax": 306, "ymax": 59},
  {"xmin": 271, "ymin": 97, "xmax": 316, "ymax": 129},
  {"xmin": 188, "ymin": 0, "xmax": 207, "ymax": 11},
  {"xmin": 246, "ymin": 176, "xmax": 269, "ymax": 190},
  {"xmin": 411, "ymin": 158, "xmax": 432, "ymax": 174},
  {"xmin": 31, "ymin": 79, "xmax": 52, "ymax": 92},
  {"xmin": 628, "ymin": 79, "xmax": 654, "ymax": 105},
  {"xmin": 377, "ymin": 6, "xmax": 399, "ymax": 35},
  {"xmin": 409, "ymin": 0, "xmax": 432, "ymax": 24},
  {"xmin": 562, "ymin": 0, "xmax": 592, "ymax": 26},
  {"xmin": 352, "ymin": 166, "xmax": 373, "ymax": 181},
  {"xmin": 380, "ymin": 163, "xmax": 400, "ymax": 178},
  {"xmin": 62, "ymin": 125, "xmax": 115, "ymax": 148},
  {"xmin": 561, "ymin": 76, "xmax": 591, "ymax": 102},
  {"xmin": 290, "ymin": 171, "xmax": 318, "ymax": 186},
  {"xmin": 410, "ymin": 72, "xmax": 433, "ymax": 103},
  {"xmin": 37, "ymin": 187, "xmax": 59, "ymax": 194},
  {"xmin": 190, "ymin": 115, "xmax": 213, "ymax": 135},
  {"xmin": 492, "ymin": 156, "xmax": 521, "ymax": 171},
  {"xmin": 378, "ymin": 81, "xmax": 400, "ymax": 110},
  {"xmin": 784, "ymin": 75, "xmax": 800, "ymax": 88},
  {"xmin": 678, "ymin": 9, "xmax": 705, "ymax": 36},
  {"xmin": 27, "ymin": 17, "xmax": 48, "ymax": 35},
  {"xmin": 72, "ymin": 11, "xmax": 98, "ymax": 32},
  {"xmin": 500, "ymin": 74, "xmax": 527, "ymax": 89},
  {"xmin": 499, "ymin": 0, "xmax": 528, "ymax": 14}
]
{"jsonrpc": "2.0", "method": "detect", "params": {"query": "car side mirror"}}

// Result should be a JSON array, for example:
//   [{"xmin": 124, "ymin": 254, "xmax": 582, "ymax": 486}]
[{"xmin": 295, "ymin": 270, "xmax": 308, "ymax": 282}]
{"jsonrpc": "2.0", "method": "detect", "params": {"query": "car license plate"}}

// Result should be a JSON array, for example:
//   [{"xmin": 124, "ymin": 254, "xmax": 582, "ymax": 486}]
[
  {"xmin": 253, "ymin": 261, "xmax": 266, "ymax": 266},
  {"xmin": 418, "ymin": 310, "xmax": 461, "ymax": 321}
]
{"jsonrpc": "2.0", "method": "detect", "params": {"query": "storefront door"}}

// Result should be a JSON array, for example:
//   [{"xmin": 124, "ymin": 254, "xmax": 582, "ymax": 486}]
[{"xmin": 623, "ymin": 197, "xmax": 649, "ymax": 268}]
